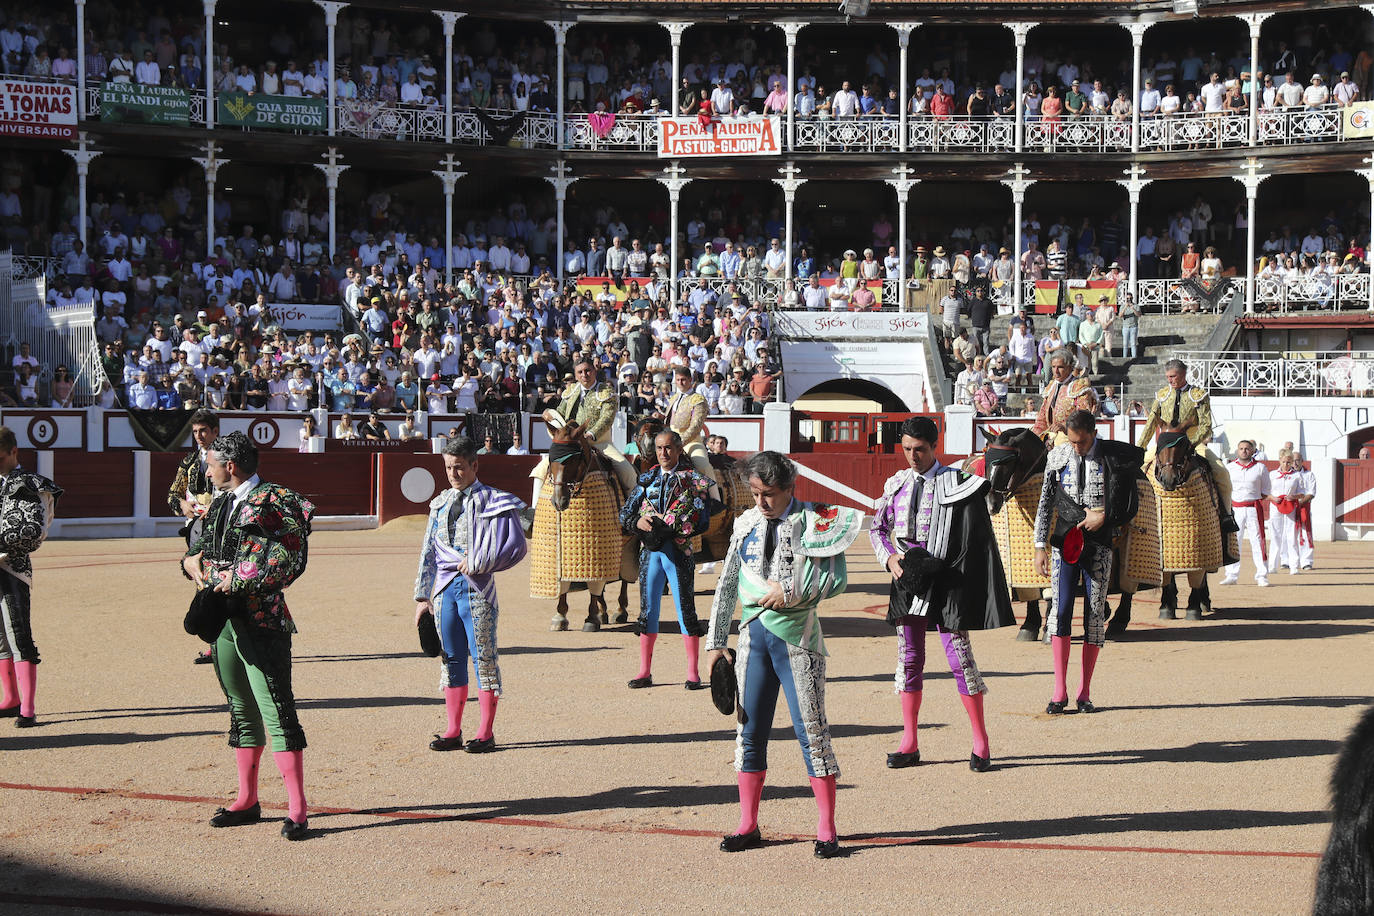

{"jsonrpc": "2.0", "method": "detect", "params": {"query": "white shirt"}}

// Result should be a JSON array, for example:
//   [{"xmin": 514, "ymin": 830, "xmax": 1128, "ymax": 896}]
[
  {"xmin": 135, "ymin": 59, "xmax": 162, "ymax": 85},
  {"xmin": 1227, "ymin": 460, "xmax": 1271, "ymax": 502},
  {"xmin": 1199, "ymin": 81, "xmax": 1227, "ymax": 112}
]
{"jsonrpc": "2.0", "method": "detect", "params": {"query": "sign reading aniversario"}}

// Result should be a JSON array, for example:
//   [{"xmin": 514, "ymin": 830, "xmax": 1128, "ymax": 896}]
[
  {"xmin": 657, "ymin": 116, "xmax": 782, "ymax": 158},
  {"xmin": 0, "ymin": 79, "xmax": 77, "ymax": 139}
]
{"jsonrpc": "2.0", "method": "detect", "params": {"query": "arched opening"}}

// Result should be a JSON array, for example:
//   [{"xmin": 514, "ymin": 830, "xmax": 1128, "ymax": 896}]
[{"xmin": 795, "ymin": 377, "xmax": 907, "ymax": 412}]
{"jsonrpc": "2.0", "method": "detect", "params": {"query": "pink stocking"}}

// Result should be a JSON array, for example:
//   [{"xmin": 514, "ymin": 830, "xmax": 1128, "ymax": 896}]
[
  {"xmin": 809, "ymin": 774, "xmax": 838, "ymax": 843},
  {"xmin": 442, "ymin": 685, "xmax": 468, "ymax": 739},
  {"xmin": 231, "ymin": 746, "xmax": 263, "ymax": 811},
  {"xmin": 636, "ymin": 633, "xmax": 657, "ymax": 680},
  {"xmin": 736, "ymin": 770, "xmax": 766, "ymax": 835},
  {"xmin": 897, "ymin": 690, "xmax": 921, "ymax": 754},
  {"xmin": 0, "ymin": 658, "xmax": 16, "ymax": 709},
  {"xmin": 14, "ymin": 660, "xmax": 35, "ymax": 718},
  {"xmin": 1050, "ymin": 636, "xmax": 1071, "ymax": 704},
  {"xmin": 476, "ymin": 689, "xmax": 498, "ymax": 741},
  {"xmin": 1078, "ymin": 643, "xmax": 1101, "ymax": 703},
  {"xmin": 960, "ymin": 692, "xmax": 990, "ymax": 759},
  {"xmin": 683, "ymin": 635, "xmax": 701, "ymax": 682},
  {"xmin": 273, "ymin": 750, "xmax": 307, "ymax": 824}
]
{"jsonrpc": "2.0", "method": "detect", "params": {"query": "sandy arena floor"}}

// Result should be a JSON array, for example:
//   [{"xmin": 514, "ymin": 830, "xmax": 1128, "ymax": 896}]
[{"xmin": 0, "ymin": 522, "xmax": 1369, "ymax": 915}]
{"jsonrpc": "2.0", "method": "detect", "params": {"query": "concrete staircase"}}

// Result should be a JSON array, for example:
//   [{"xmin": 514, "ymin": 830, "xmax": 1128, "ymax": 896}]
[{"xmin": 972, "ymin": 311, "xmax": 1235, "ymax": 405}]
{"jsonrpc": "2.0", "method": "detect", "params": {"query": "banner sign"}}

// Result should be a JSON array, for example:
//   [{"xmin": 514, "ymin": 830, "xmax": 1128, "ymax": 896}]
[
  {"xmin": 100, "ymin": 81, "xmax": 190, "ymax": 125},
  {"xmin": 574, "ymin": 276, "xmax": 657, "ymax": 305},
  {"xmin": 217, "ymin": 92, "xmax": 326, "ymax": 132},
  {"xmin": 774, "ymin": 310, "xmax": 929, "ymax": 340},
  {"xmin": 657, "ymin": 116, "xmax": 782, "ymax": 158},
  {"xmin": 1344, "ymin": 101, "xmax": 1374, "ymax": 139},
  {"xmin": 261, "ymin": 302, "xmax": 341, "ymax": 330},
  {"xmin": 0, "ymin": 79, "xmax": 77, "ymax": 139}
]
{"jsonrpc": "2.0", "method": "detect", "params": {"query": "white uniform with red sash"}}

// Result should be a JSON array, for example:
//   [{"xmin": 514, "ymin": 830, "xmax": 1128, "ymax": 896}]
[
  {"xmin": 1268, "ymin": 468, "xmax": 1304, "ymax": 573},
  {"xmin": 1224, "ymin": 459, "xmax": 1270, "ymax": 584},
  {"xmin": 1296, "ymin": 467, "xmax": 1316, "ymax": 569}
]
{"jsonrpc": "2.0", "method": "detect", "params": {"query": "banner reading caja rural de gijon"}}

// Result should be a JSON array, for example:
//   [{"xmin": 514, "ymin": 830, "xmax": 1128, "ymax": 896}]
[
  {"xmin": 0, "ymin": 78, "xmax": 77, "ymax": 140},
  {"xmin": 217, "ymin": 92, "xmax": 327, "ymax": 132},
  {"xmin": 657, "ymin": 116, "xmax": 782, "ymax": 157}
]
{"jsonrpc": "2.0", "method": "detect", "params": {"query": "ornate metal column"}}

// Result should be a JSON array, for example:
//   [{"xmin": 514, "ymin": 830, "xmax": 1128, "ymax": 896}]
[
  {"xmin": 773, "ymin": 162, "xmax": 807, "ymax": 283},
  {"xmin": 547, "ymin": 161, "xmax": 577, "ymax": 284},
  {"xmin": 890, "ymin": 22, "xmax": 920, "ymax": 154},
  {"xmin": 433, "ymin": 154, "xmax": 466, "ymax": 285},
  {"xmin": 314, "ymin": 1, "xmax": 348, "ymax": 136},
  {"xmin": 62, "ymin": 133, "xmax": 101, "ymax": 250},
  {"xmin": 313, "ymin": 147, "xmax": 348, "ymax": 261},
  {"xmin": 437, "ymin": 11, "xmax": 465, "ymax": 144},
  {"xmin": 886, "ymin": 163, "xmax": 920, "ymax": 311},
  {"xmin": 1001, "ymin": 162, "xmax": 1035, "ymax": 310},
  {"xmin": 658, "ymin": 161, "xmax": 691, "ymax": 298},
  {"xmin": 1005, "ymin": 23, "xmax": 1036, "ymax": 153},
  {"xmin": 192, "ymin": 142, "xmax": 228, "ymax": 259},
  {"xmin": 1117, "ymin": 164, "xmax": 1152, "ymax": 302}
]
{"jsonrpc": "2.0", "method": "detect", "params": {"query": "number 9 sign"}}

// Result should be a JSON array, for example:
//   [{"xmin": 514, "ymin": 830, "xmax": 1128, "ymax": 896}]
[{"xmin": 26, "ymin": 416, "xmax": 57, "ymax": 448}]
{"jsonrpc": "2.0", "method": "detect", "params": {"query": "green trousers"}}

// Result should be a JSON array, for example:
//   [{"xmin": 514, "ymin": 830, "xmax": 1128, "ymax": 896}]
[{"xmin": 211, "ymin": 617, "xmax": 306, "ymax": 752}]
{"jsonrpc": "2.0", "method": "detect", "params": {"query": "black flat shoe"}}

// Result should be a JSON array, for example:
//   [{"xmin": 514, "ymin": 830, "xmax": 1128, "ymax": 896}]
[
  {"xmin": 814, "ymin": 839, "xmax": 841, "ymax": 859},
  {"xmin": 719, "ymin": 827, "xmax": 762, "ymax": 852},
  {"xmin": 1076, "ymin": 699, "xmax": 1101, "ymax": 714},
  {"xmin": 684, "ymin": 679, "xmax": 708, "ymax": 690},
  {"xmin": 1045, "ymin": 700, "xmax": 1068, "ymax": 715},
  {"xmin": 627, "ymin": 676, "xmax": 652, "ymax": 689},
  {"xmin": 15, "ymin": 715, "xmax": 36, "ymax": 728},
  {"xmin": 210, "ymin": 803, "xmax": 262, "ymax": 828},
  {"xmin": 0, "ymin": 704, "xmax": 18, "ymax": 717},
  {"xmin": 194, "ymin": 652, "xmax": 214, "ymax": 665},
  {"xmin": 280, "ymin": 817, "xmax": 309, "ymax": 841},
  {"xmin": 969, "ymin": 752, "xmax": 991, "ymax": 772},
  {"xmin": 885, "ymin": 750, "xmax": 921, "ymax": 768},
  {"xmin": 429, "ymin": 733, "xmax": 464, "ymax": 751},
  {"xmin": 464, "ymin": 736, "xmax": 496, "ymax": 754}
]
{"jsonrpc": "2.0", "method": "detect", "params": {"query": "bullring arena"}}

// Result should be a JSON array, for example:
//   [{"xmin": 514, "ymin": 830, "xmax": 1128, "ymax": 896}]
[
  {"xmin": 1, "ymin": 527, "xmax": 1369, "ymax": 914},
  {"xmin": 4, "ymin": 0, "xmax": 1374, "ymax": 910}
]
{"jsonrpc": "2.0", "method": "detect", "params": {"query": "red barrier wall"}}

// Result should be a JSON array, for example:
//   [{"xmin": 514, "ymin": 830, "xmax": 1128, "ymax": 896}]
[
  {"xmin": 1336, "ymin": 459, "xmax": 1374, "ymax": 523},
  {"xmin": 377, "ymin": 453, "xmax": 540, "ymax": 524},
  {"xmin": 791, "ymin": 454, "xmax": 910, "ymax": 510},
  {"xmin": 53, "ymin": 451, "xmax": 134, "ymax": 517},
  {"xmin": 147, "ymin": 451, "xmax": 376, "ymax": 518}
]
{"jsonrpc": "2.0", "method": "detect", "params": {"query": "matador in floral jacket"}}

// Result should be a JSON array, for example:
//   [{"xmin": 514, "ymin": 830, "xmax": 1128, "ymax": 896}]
[
  {"xmin": 618, "ymin": 432, "xmax": 713, "ymax": 689},
  {"xmin": 182, "ymin": 431, "xmax": 315, "ymax": 840}
]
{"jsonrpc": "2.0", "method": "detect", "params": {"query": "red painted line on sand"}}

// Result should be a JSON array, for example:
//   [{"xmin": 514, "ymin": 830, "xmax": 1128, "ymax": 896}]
[{"xmin": 0, "ymin": 781, "xmax": 1320, "ymax": 859}]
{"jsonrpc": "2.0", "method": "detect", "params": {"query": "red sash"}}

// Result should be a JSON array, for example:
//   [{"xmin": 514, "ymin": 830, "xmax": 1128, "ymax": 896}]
[
  {"xmin": 1232, "ymin": 499, "xmax": 1268, "ymax": 562},
  {"xmin": 1296, "ymin": 502, "xmax": 1313, "ymax": 548}
]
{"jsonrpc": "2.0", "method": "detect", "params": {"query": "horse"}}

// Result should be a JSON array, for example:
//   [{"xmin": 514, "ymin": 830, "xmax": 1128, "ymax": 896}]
[
  {"xmin": 1142, "ymin": 431, "xmax": 1234, "ymax": 622},
  {"xmin": 1313, "ymin": 702, "xmax": 1374, "ymax": 915},
  {"xmin": 974, "ymin": 427, "xmax": 1160, "ymax": 641},
  {"xmin": 973, "ymin": 427, "xmax": 1051, "ymax": 642},
  {"xmin": 531, "ymin": 421, "xmax": 636, "ymax": 632}
]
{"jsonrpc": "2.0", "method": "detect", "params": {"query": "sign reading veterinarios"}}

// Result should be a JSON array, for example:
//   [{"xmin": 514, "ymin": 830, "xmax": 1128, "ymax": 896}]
[
  {"xmin": 657, "ymin": 116, "xmax": 782, "ymax": 157},
  {"xmin": 100, "ymin": 81, "xmax": 190, "ymax": 125},
  {"xmin": 0, "ymin": 78, "xmax": 77, "ymax": 140},
  {"xmin": 217, "ymin": 92, "xmax": 326, "ymax": 131},
  {"xmin": 261, "ymin": 302, "xmax": 341, "ymax": 330}
]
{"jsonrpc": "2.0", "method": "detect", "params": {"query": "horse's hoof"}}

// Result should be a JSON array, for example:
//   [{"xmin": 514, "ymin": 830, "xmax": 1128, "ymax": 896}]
[
  {"xmin": 550, "ymin": 617, "xmax": 569, "ymax": 632},
  {"xmin": 1106, "ymin": 621, "xmax": 1128, "ymax": 637},
  {"xmin": 614, "ymin": 612, "xmax": 629, "ymax": 624},
  {"xmin": 1185, "ymin": 608, "xmax": 1203, "ymax": 621},
  {"xmin": 1158, "ymin": 607, "xmax": 1177, "ymax": 620},
  {"xmin": 1016, "ymin": 627, "xmax": 1038, "ymax": 642},
  {"xmin": 582, "ymin": 620, "xmax": 601, "ymax": 633}
]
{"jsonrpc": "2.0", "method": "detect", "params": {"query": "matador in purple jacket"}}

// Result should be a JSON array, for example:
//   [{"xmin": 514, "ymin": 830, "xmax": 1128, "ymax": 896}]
[{"xmin": 415, "ymin": 436, "xmax": 528, "ymax": 754}]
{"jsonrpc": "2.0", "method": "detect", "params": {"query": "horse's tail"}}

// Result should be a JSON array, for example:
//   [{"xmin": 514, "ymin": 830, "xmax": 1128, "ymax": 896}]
[{"xmin": 1314, "ymin": 703, "xmax": 1374, "ymax": 915}]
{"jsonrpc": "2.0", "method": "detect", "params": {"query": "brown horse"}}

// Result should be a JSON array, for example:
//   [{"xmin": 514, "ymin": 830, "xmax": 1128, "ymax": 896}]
[{"xmin": 538, "ymin": 421, "xmax": 634, "ymax": 631}]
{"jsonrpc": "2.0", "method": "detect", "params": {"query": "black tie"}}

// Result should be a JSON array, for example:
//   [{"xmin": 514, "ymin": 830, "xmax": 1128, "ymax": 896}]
[
  {"xmin": 1047, "ymin": 380, "xmax": 1062, "ymax": 415},
  {"xmin": 1170, "ymin": 389, "xmax": 1181, "ymax": 427},
  {"xmin": 209, "ymin": 493, "xmax": 234, "ymax": 557},
  {"xmin": 906, "ymin": 476, "xmax": 925, "ymax": 544},
  {"xmin": 763, "ymin": 518, "xmax": 780, "ymax": 563},
  {"xmin": 447, "ymin": 492, "xmax": 465, "ymax": 542},
  {"xmin": 1076, "ymin": 456, "xmax": 1087, "ymax": 499}
]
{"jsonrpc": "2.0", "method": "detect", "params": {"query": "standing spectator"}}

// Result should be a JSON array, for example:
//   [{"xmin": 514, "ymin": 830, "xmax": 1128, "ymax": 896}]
[
  {"xmin": 1118, "ymin": 294, "xmax": 1140, "ymax": 359},
  {"xmin": 968, "ymin": 288, "xmax": 993, "ymax": 355}
]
